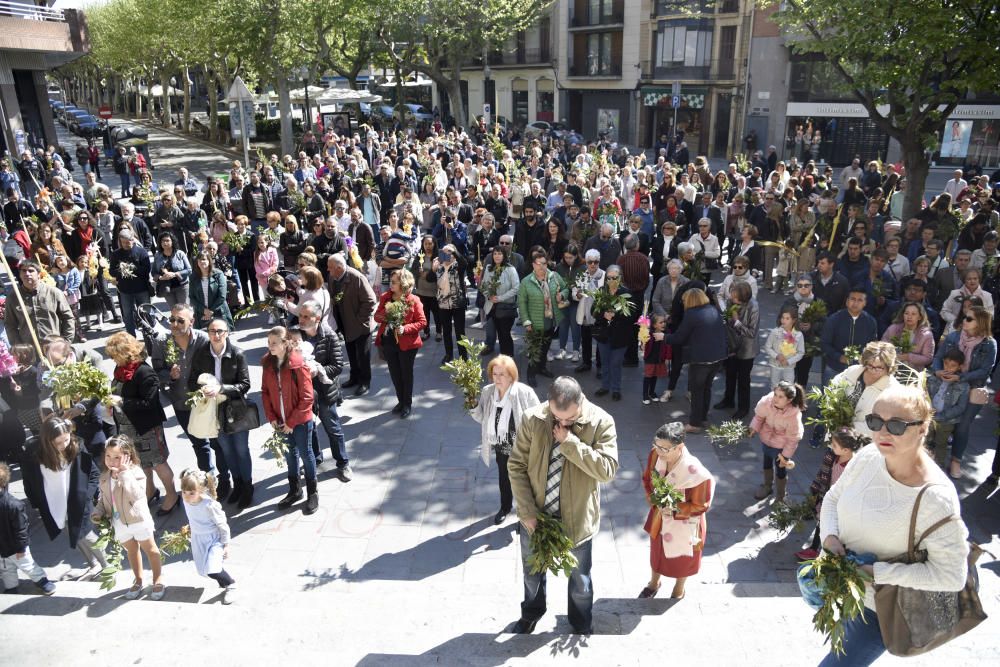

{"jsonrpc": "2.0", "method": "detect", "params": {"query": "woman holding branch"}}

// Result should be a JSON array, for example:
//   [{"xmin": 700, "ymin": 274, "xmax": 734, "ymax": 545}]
[{"xmin": 374, "ymin": 268, "xmax": 427, "ymax": 419}]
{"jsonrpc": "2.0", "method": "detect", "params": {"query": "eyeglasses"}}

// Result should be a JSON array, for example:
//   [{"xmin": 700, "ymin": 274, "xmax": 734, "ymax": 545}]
[
  {"xmin": 586, "ymin": 260, "xmax": 599, "ymax": 265},
  {"xmin": 207, "ymin": 329, "xmax": 228, "ymax": 336},
  {"xmin": 864, "ymin": 363, "xmax": 887, "ymax": 373},
  {"xmin": 865, "ymin": 413, "xmax": 924, "ymax": 436},
  {"xmin": 499, "ymin": 241, "xmax": 512, "ymax": 245},
  {"xmin": 168, "ymin": 317, "xmax": 188, "ymax": 324},
  {"xmin": 653, "ymin": 441, "xmax": 682, "ymax": 454},
  {"xmin": 607, "ymin": 275, "xmax": 621, "ymax": 281},
  {"xmin": 963, "ymin": 315, "xmax": 976, "ymax": 323},
  {"xmin": 796, "ymin": 283, "xmax": 811, "ymax": 288}
]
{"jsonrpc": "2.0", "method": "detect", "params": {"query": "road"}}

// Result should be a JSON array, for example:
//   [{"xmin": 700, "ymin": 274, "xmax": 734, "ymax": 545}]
[{"xmin": 5, "ymin": 119, "xmax": 998, "ymax": 665}]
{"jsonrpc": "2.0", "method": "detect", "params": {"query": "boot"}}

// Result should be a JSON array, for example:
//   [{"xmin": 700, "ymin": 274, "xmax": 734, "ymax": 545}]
[
  {"xmin": 237, "ymin": 481, "xmax": 254, "ymax": 509},
  {"xmin": 303, "ymin": 479, "xmax": 319, "ymax": 515},
  {"xmin": 526, "ymin": 365, "xmax": 538, "ymax": 388},
  {"xmin": 754, "ymin": 469, "xmax": 774, "ymax": 500},
  {"xmin": 277, "ymin": 476, "xmax": 302, "ymax": 509},
  {"xmin": 774, "ymin": 477, "xmax": 787, "ymax": 503},
  {"xmin": 227, "ymin": 479, "xmax": 243, "ymax": 505}
]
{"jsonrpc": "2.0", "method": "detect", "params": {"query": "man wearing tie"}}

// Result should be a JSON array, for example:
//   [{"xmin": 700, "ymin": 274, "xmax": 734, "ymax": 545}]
[{"xmin": 697, "ymin": 191, "xmax": 723, "ymax": 240}]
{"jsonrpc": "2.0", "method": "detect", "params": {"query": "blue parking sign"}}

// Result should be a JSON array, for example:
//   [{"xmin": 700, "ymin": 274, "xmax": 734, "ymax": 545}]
[{"xmin": 671, "ymin": 95, "xmax": 681, "ymax": 109}]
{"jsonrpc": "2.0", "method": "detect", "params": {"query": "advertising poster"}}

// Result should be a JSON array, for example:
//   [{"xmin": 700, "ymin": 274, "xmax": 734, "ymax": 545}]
[{"xmin": 939, "ymin": 120, "xmax": 973, "ymax": 158}]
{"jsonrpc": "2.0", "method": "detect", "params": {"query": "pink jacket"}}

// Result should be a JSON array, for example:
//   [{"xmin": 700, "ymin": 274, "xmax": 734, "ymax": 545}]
[
  {"xmin": 880, "ymin": 323, "xmax": 934, "ymax": 370},
  {"xmin": 749, "ymin": 393, "xmax": 803, "ymax": 458},
  {"xmin": 254, "ymin": 246, "xmax": 279, "ymax": 289}
]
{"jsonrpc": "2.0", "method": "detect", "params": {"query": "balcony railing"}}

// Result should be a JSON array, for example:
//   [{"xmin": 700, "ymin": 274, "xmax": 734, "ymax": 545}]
[
  {"xmin": 568, "ymin": 62, "xmax": 623, "ymax": 77},
  {"xmin": 569, "ymin": 9, "xmax": 624, "ymax": 28},
  {"xmin": 639, "ymin": 58, "xmax": 738, "ymax": 81},
  {"xmin": 0, "ymin": 0, "xmax": 66, "ymax": 21},
  {"xmin": 487, "ymin": 47, "xmax": 552, "ymax": 67}
]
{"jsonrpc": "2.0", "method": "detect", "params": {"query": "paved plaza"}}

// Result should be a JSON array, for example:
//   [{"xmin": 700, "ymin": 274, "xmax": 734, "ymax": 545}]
[{"xmin": 1, "ymin": 122, "xmax": 998, "ymax": 665}]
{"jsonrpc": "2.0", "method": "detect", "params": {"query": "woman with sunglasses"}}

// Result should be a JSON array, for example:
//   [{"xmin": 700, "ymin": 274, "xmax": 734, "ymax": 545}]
[
  {"xmin": 637, "ymin": 421, "xmax": 713, "ymax": 600},
  {"xmin": 930, "ymin": 305, "xmax": 997, "ymax": 479},
  {"xmin": 817, "ymin": 384, "xmax": 969, "ymax": 666},
  {"xmin": 829, "ymin": 341, "xmax": 900, "ymax": 438}
]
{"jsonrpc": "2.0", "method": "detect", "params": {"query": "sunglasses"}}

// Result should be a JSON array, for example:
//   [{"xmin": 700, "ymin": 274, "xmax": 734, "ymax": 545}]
[
  {"xmin": 499, "ymin": 241, "xmax": 512, "ymax": 245},
  {"xmin": 168, "ymin": 317, "xmax": 188, "ymax": 324},
  {"xmin": 796, "ymin": 283, "xmax": 811, "ymax": 288},
  {"xmin": 586, "ymin": 260, "xmax": 599, "ymax": 265},
  {"xmin": 865, "ymin": 413, "xmax": 924, "ymax": 436},
  {"xmin": 964, "ymin": 316, "xmax": 975, "ymax": 322},
  {"xmin": 207, "ymin": 329, "xmax": 228, "ymax": 336}
]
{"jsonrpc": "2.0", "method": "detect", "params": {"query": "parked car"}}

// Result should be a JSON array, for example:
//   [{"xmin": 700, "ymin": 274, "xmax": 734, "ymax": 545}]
[
  {"xmin": 550, "ymin": 122, "xmax": 585, "ymax": 146},
  {"xmin": 523, "ymin": 120, "xmax": 553, "ymax": 141},
  {"xmin": 63, "ymin": 109, "xmax": 88, "ymax": 128},
  {"xmin": 71, "ymin": 114, "xmax": 103, "ymax": 137},
  {"xmin": 403, "ymin": 103, "xmax": 433, "ymax": 123},
  {"xmin": 49, "ymin": 99, "xmax": 64, "ymax": 117}
]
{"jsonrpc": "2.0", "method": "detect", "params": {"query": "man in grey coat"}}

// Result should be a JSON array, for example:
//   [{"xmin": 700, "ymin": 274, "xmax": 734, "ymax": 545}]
[{"xmin": 328, "ymin": 253, "xmax": 376, "ymax": 396}]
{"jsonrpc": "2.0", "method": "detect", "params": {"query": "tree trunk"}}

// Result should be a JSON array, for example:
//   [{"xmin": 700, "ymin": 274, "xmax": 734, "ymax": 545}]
[
  {"xmin": 208, "ymin": 75, "xmax": 219, "ymax": 142},
  {"xmin": 900, "ymin": 139, "xmax": 929, "ymax": 222},
  {"xmin": 445, "ymin": 77, "xmax": 466, "ymax": 132},
  {"xmin": 111, "ymin": 76, "xmax": 119, "ymax": 115},
  {"xmin": 394, "ymin": 63, "xmax": 404, "ymax": 126},
  {"xmin": 276, "ymin": 77, "xmax": 293, "ymax": 156},
  {"xmin": 182, "ymin": 66, "xmax": 191, "ymax": 132},
  {"xmin": 160, "ymin": 73, "xmax": 172, "ymax": 128}
]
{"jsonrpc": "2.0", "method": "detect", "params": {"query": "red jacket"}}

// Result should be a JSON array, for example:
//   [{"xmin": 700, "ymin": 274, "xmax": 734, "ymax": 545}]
[
  {"xmin": 373, "ymin": 292, "xmax": 427, "ymax": 351},
  {"xmin": 260, "ymin": 350, "xmax": 314, "ymax": 428}
]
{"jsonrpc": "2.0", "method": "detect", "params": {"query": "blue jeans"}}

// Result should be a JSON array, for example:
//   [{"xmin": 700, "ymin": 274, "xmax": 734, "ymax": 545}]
[
  {"xmin": 484, "ymin": 316, "xmax": 496, "ymax": 350},
  {"xmin": 213, "ymin": 430, "xmax": 252, "ymax": 483},
  {"xmin": 520, "ymin": 531, "xmax": 593, "ymax": 631},
  {"xmin": 817, "ymin": 607, "xmax": 885, "ymax": 666},
  {"xmin": 557, "ymin": 304, "xmax": 581, "ymax": 351},
  {"xmin": 596, "ymin": 343, "xmax": 626, "ymax": 392},
  {"xmin": 119, "ymin": 173, "xmax": 131, "ymax": 197},
  {"xmin": 762, "ymin": 443, "xmax": 788, "ymax": 480},
  {"xmin": 951, "ymin": 401, "xmax": 983, "ymax": 460},
  {"xmin": 283, "ymin": 421, "xmax": 316, "ymax": 481},
  {"xmin": 118, "ymin": 290, "xmax": 150, "ymax": 337},
  {"xmin": 317, "ymin": 401, "xmax": 349, "ymax": 468},
  {"xmin": 175, "ymin": 409, "xmax": 229, "ymax": 481}
]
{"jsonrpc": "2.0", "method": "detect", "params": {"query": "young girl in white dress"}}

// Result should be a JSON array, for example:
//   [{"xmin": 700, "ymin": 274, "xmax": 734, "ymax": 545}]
[{"xmin": 179, "ymin": 469, "xmax": 236, "ymax": 604}]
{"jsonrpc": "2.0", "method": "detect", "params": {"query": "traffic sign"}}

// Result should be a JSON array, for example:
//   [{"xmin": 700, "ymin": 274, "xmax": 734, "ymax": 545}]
[
  {"xmin": 671, "ymin": 95, "xmax": 681, "ymax": 109},
  {"xmin": 229, "ymin": 100, "xmax": 257, "ymax": 140},
  {"xmin": 98, "ymin": 105, "xmax": 112, "ymax": 119},
  {"xmin": 483, "ymin": 103, "xmax": 491, "ymax": 116}
]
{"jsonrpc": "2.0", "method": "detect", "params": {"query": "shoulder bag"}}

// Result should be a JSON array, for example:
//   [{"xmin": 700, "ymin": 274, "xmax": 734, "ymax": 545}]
[
  {"xmin": 874, "ymin": 485, "xmax": 987, "ymax": 656},
  {"xmin": 218, "ymin": 396, "xmax": 261, "ymax": 434}
]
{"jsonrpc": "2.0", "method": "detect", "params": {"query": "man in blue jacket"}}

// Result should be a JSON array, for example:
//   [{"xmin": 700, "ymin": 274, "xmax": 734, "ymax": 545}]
[
  {"xmin": 820, "ymin": 288, "xmax": 877, "ymax": 385},
  {"xmin": 834, "ymin": 237, "xmax": 870, "ymax": 287}
]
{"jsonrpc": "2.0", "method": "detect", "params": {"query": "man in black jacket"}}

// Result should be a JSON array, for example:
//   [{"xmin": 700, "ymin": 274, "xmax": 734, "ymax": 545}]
[
  {"xmin": 513, "ymin": 204, "xmax": 547, "ymax": 256},
  {"xmin": 241, "ymin": 171, "xmax": 273, "ymax": 231},
  {"xmin": 810, "ymin": 251, "xmax": 850, "ymax": 315},
  {"xmin": 694, "ymin": 191, "xmax": 723, "ymax": 239},
  {"xmin": 313, "ymin": 218, "xmax": 347, "ymax": 283},
  {"xmin": 2, "ymin": 188, "xmax": 35, "ymax": 230},
  {"xmin": 297, "ymin": 301, "xmax": 352, "ymax": 481}
]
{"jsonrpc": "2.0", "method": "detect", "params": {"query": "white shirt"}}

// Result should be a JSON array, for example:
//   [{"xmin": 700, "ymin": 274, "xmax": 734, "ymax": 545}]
[
  {"xmin": 943, "ymin": 178, "xmax": 967, "ymax": 200},
  {"xmin": 41, "ymin": 463, "xmax": 71, "ymax": 531}
]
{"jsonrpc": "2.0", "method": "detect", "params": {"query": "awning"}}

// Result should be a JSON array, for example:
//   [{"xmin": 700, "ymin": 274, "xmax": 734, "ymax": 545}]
[{"xmin": 641, "ymin": 86, "xmax": 705, "ymax": 109}]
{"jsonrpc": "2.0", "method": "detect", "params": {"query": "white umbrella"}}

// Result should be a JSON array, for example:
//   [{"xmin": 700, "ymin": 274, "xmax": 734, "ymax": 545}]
[
  {"xmin": 288, "ymin": 85, "xmax": 328, "ymax": 103},
  {"xmin": 311, "ymin": 88, "xmax": 383, "ymax": 104}
]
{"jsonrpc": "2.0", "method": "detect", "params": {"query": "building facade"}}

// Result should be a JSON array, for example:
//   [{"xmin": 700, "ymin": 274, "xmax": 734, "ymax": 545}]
[{"xmin": 0, "ymin": 2, "xmax": 88, "ymax": 156}]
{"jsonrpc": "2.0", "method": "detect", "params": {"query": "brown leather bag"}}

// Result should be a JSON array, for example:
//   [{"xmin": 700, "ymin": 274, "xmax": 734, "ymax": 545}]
[{"xmin": 874, "ymin": 485, "xmax": 987, "ymax": 656}]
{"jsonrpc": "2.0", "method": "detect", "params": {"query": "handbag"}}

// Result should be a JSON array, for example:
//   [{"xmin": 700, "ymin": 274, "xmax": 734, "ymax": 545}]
[
  {"xmin": 493, "ymin": 301, "xmax": 518, "ymax": 319},
  {"xmin": 874, "ymin": 485, "xmax": 987, "ymax": 656},
  {"xmin": 218, "ymin": 397, "xmax": 261, "ymax": 434},
  {"xmin": 968, "ymin": 387, "xmax": 989, "ymax": 405}
]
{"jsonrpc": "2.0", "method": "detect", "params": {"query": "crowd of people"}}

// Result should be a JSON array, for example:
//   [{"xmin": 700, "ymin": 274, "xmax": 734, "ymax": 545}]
[{"xmin": 0, "ymin": 120, "xmax": 993, "ymax": 663}]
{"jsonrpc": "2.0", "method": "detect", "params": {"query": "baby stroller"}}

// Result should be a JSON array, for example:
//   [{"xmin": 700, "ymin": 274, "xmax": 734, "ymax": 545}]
[{"xmin": 136, "ymin": 303, "xmax": 171, "ymax": 359}]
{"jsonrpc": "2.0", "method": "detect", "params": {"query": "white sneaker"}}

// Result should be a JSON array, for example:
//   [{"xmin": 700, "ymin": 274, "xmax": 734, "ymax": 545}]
[
  {"xmin": 556, "ymin": 349, "xmax": 567, "ymax": 360},
  {"xmin": 571, "ymin": 351, "xmax": 581, "ymax": 363},
  {"xmin": 471, "ymin": 321, "xmax": 484, "ymax": 329},
  {"xmin": 660, "ymin": 390, "xmax": 673, "ymax": 402},
  {"xmin": 547, "ymin": 351, "xmax": 555, "ymax": 362},
  {"xmin": 222, "ymin": 585, "xmax": 236, "ymax": 605}
]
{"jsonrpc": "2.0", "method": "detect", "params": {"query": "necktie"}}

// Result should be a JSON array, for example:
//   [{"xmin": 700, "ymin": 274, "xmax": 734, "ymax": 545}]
[{"xmin": 543, "ymin": 440, "xmax": 563, "ymax": 517}]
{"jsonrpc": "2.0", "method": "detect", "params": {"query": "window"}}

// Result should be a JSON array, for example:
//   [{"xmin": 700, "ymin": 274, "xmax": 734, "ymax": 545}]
[
  {"xmin": 587, "ymin": 32, "xmax": 613, "ymax": 75},
  {"xmin": 659, "ymin": 27, "xmax": 712, "ymax": 67},
  {"xmin": 718, "ymin": 25, "xmax": 737, "ymax": 78}
]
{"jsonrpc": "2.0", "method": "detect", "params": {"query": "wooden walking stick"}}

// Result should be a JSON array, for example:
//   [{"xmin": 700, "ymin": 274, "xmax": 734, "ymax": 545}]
[{"xmin": 0, "ymin": 251, "xmax": 53, "ymax": 371}]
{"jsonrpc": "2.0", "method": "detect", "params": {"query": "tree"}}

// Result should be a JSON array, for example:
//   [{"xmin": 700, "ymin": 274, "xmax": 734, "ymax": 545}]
[
  {"xmin": 768, "ymin": 0, "xmax": 1000, "ymax": 220},
  {"xmin": 379, "ymin": 0, "xmax": 553, "ymax": 130}
]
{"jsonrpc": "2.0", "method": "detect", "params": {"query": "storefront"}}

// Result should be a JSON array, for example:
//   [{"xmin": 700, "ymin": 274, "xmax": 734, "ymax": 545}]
[
  {"xmin": 566, "ymin": 89, "xmax": 630, "ymax": 143},
  {"xmin": 932, "ymin": 106, "xmax": 1000, "ymax": 169},
  {"xmin": 641, "ymin": 86, "xmax": 707, "ymax": 154}
]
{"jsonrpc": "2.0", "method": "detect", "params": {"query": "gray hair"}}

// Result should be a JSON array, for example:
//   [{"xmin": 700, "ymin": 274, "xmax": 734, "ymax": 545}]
[
  {"xmin": 624, "ymin": 234, "xmax": 639, "ymax": 251},
  {"xmin": 171, "ymin": 303, "xmax": 195, "ymax": 317},
  {"xmin": 600, "ymin": 222, "xmax": 615, "ymax": 235},
  {"xmin": 297, "ymin": 300, "xmax": 322, "ymax": 317},
  {"xmin": 584, "ymin": 248, "xmax": 602, "ymax": 262},
  {"xmin": 666, "ymin": 258, "xmax": 684, "ymax": 272},
  {"xmin": 677, "ymin": 241, "xmax": 693, "ymax": 256},
  {"xmin": 548, "ymin": 376, "xmax": 583, "ymax": 411},
  {"xmin": 500, "ymin": 234, "xmax": 513, "ymax": 244},
  {"xmin": 955, "ymin": 249, "xmax": 973, "ymax": 259},
  {"xmin": 606, "ymin": 264, "xmax": 622, "ymax": 278},
  {"xmin": 655, "ymin": 422, "xmax": 686, "ymax": 446},
  {"xmin": 328, "ymin": 253, "xmax": 347, "ymax": 269}
]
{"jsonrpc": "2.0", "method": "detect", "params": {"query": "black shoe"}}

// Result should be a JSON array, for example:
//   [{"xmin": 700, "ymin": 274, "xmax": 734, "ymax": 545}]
[
  {"xmin": 400, "ymin": 406, "xmax": 411, "ymax": 419},
  {"xmin": 479, "ymin": 348, "xmax": 494, "ymax": 357},
  {"xmin": 732, "ymin": 410, "xmax": 748, "ymax": 420},
  {"xmin": 441, "ymin": 355, "xmax": 453, "ymax": 365},
  {"xmin": 622, "ymin": 360, "xmax": 639, "ymax": 368},
  {"xmin": 146, "ymin": 489, "xmax": 161, "ymax": 506},
  {"xmin": 612, "ymin": 392, "xmax": 622, "ymax": 401},
  {"xmin": 713, "ymin": 400, "xmax": 735, "ymax": 410},
  {"xmin": 420, "ymin": 331, "xmax": 430, "ymax": 340},
  {"xmin": 493, "ymin": 510, "xmax": 508, "ymax": 525},
  {"xmin": 354, "ymin": 384, "xmax": 369, "ymax": 396},
  {"xmin": 304, "ymin": 492, "xmax": 319, "ymax": 515},
  {"xmin": 574, "ymin": 363, "xmax": 591, "ymax": 373},
  {"xmin": 391, "ymin": 403, "xmax": 404, "ymax": 414},
  {"xmin": 594, "ymin": 388, "xmax": 609, "ymax": 396},
  {"xmin": 571, "ymin": 625, "xmax": 593, "ymax": 636},
  {"xmin": 110, "ymin": 315, "xmax": 122, "ymax": 324},
  {"xmin": 216, "ymin": 479, "xmax": 231, "ymax": 500},
  {"xmin": 277, "ymin": 487, "xmax": 303, "ymax": 510},
  {"xmin": 511, "ymin": 618, "xmax": 538, "ymax": 634},
  {"xmin": 985, "ymin": 474, "xmax": 999, "ymax": 487},
  {"xmin": 237, "ymin": 483, "xmax": 254, "ymax": 509},
  {"xmin": 155, "ymin": 499, "xmax": 178, "ymax": 517},
  {"xmin": 227, "ymin": 481, "xmax": 243, "ymax": 504},
  {"xmin": 537, "ymin": 367, "xmax": 554, "ymax": 379},
  {"xmin": 342, "ymin": 379, "xmax": 359, "ymax": 389}
]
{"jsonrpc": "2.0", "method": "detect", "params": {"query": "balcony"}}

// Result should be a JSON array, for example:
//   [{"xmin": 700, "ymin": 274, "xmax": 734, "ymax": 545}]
[
  {"xmin": 569, "ymin": 9, "xmax": 625, "ymax": 30},
  {"xmin": 0, "ymin": 2, "xmax": 88, "ymax": 66},
  {"xmin": 486, "ymin": 47, "xmax": 552, "ymax": 68},
  {"xmin": 568, "ymin": 62, "xmax": 623, "ymax": 78},
  {"xmin": 639, "ymin": 58, "xmax": 738, "ymax": 82}
]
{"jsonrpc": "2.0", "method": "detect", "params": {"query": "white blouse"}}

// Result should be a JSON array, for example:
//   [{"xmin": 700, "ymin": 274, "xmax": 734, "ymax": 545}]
[{"xmin": 41, "ymin": 463, "xmax": 71, "ymax": 531}]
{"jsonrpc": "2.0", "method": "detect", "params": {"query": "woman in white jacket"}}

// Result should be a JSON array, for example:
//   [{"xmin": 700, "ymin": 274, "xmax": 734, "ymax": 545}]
[
  {"xmin": 939, "ymin": 267, "xmax": 994, "ymax": 331},
  {"xmin": 572, "ymin": 248, "xmax": 605, "ymax": 372},
  {"xmin": 469, "ymin": 355, "xmax": 539, "ymax": 525},
  {"xmin": 829, "ymin": 342, "xmax": 899, "ymax": 437}
]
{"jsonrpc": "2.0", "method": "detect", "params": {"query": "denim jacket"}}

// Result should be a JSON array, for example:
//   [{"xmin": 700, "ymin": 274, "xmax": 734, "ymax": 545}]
[
  {"xmin": 931, "ymin": 332, "xmax": 997, "ymax": 388},
  {"xmin": 925, "ymin": 376, "xmax": 970, "ymax": 424}
]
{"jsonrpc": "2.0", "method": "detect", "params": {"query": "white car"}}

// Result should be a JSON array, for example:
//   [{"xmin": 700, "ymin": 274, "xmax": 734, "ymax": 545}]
[{"xmin": 403, "ymin": 103, "xmax": 434, "ymax": 123}]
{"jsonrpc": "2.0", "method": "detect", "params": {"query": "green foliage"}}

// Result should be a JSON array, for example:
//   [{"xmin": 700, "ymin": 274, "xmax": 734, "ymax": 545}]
[
  {"xmin": 263, "ymin": 428, "xmax": 290, "ymax": 467},
  {"xmin": 527, "ymin": 512, "xmax": 578, "ymax": 578},
  {"xmin": 92, "ymin": 516, "xmax": 125, "ymax": 592},
  {"xmin": 806, "ymin": 381, "xmax": 855, "ymax": 436},
  {"xmin": 649, "ymin": 471, "xmax": 685, "ymax": 512},
  {"xmin": 801, "ymin": 300, "xmax": 827, "ymax": 324},
  {"xmin": 523, "ymin": 328, "xmax": 546, "ymax": 365},
  {"xmin": 160, "ymin": 525, "xmax": 191, "ymax": 557},
  {"xmin": 767, "ymin": 496, "xmax": 817, "ymax": 534},
  {"xmin": 706, "ymin": 420, "xmax": 750, "ymax": 447},
  {"xmin": 799, "ymin": 550, "xmax": 873, "ymax": 656},
  {"xmin": 46, "ymin": 360, "xmax": 113, "ymax": 407},
  {"xmin": 587, "ymin": 289, "xmax": 636, "ymax": 319},
  {"xmin": 441, "ymin": 338, "xmax": 487, "ymax": 410}
]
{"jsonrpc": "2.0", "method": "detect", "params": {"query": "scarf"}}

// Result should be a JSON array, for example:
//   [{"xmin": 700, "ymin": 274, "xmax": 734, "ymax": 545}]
[
  {"xmin": 487, "ymin": 385, "xmax": 514, "ymax": 446},
  {"xmin": 113, "ymin": 360, "xmax": 142, "ymax": 383},
  {"xmin": 535, "ymin": 272, "xmax": 553, "ymax": 319},
  {"xmin": 958, "ymin": 330, "xmax": 984, "ymax": 372},
  {"xmin": 646, "ymin": 450, "xmax": 712, "ymax": 559},
  {"xmin": 77, "ymin": 225, "xmax": 94, "ymax": 251}
]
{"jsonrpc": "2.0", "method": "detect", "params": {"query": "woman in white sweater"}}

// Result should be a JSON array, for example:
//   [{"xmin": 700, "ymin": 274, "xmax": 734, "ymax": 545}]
[
  {"xmin": 818, "ymin": 384, "xmax": 969, "ymax": 666},
  {"xmin": 469, "ymin": 355, "xmax": 539, "ymax": 525}
]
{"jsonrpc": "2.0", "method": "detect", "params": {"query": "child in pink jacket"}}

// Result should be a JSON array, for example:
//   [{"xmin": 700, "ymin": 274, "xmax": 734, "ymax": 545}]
[{"xmin": 748, "ymin": 381, "xmax": 805, "ymax": 502}]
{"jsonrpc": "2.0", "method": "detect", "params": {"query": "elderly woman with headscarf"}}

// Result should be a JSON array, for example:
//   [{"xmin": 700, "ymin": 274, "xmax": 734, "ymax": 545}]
[
  {"xmin": 469, "ymin": 355, "xmax": 539, "ymax": 525},
  {"xmin": 638, "ymin": 421, "xmax": 713, "ymax": 600}
]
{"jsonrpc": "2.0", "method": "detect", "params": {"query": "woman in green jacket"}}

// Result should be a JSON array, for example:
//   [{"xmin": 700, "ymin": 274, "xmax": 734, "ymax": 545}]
[
  {"xmin": 517, "ymin": 248, "xmax": 568, "ymax": 386},
  {"xmin": 190, "ymin": 251, "xmax": 235, "ymax": 330}
]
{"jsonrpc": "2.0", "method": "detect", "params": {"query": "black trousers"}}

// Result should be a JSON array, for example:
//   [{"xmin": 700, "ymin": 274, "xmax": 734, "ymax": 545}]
[
  {"xmin": 794, "ymin": 354, "xmax": 813, "ymax": 388},
  {"xmin": 624, "ymin": 293, "xmax": 644, "ymax": 364},
  {"xmin": 237, "ymin": 263, "xmax": 259, "ymax": 302},
  {"xmin": 440, "ymin": 307, "xmax": 467, "ymax": 359},
  {"xmin": 723, "ymin": 356, "xmax": 754, "ymax": 412},
  {"xmin": 688, "ymin": 360, "xmax": 722, "ymax": 427},
  {"xmin": 208, "ymin": 570, "xmax": 235, "ymax": 587},
  {"xmin": 668, "ymin": 346, "xmax": 685, "ymax": 391},
  {"xmin": 495, "ymin": 315, "xmax": 515, "ymax": 357},
  {"xmin": 345, "ymin": 332, "xmax": 372, "ymax": 385},
  {"xmin": 418, "ymin": 295, "xmax": 441, "ymax": 334},
  {"xmin": 580, "ymin": 325, "xmax": 594, "ymax": 365},
  {"xmin": 383, "ymin": 343, "xmax": 417, "ymax": 408},
  {"xmin": 495, "ymin": 451, "xmax": 513, "ymax": 513}
]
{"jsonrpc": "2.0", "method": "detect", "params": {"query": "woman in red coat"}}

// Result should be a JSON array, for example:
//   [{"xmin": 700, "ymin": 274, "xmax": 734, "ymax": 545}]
[
  {"xmin": 374, "ymin": 268, "xmax": 427, "ymax": 419},
  {"xmin": 638, "ymin": 421, "xmax": 713, "ymax": 600},
  {"xmin": 261, "ymin": 326, "xmax": 318, "ymax": 514}
]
